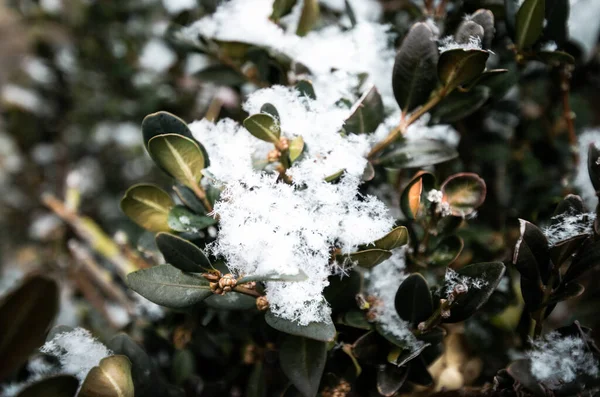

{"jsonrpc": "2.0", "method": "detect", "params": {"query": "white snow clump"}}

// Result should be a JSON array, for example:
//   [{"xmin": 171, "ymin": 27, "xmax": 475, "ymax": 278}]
[{"xmin": 543, "ymin": 210, "xmax": 596, "ymax": 246}]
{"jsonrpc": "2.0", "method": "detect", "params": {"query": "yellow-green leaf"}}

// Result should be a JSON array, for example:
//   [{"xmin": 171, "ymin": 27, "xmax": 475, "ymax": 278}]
[
  {"xmin": 243, "ymin": 114, "xmax": 281, "ymax": 143},
  {"xmin": 79, "ymin": 355, "xmax": 134, "ymax": 397},
  {"xmin": 289, "ymin": 136, "xmax": 304, "ymax": 162},
  {"xmin": 296, "ymin": 0, "xmax": 320, "ymax": 36},
  {"xmin": 373, "ymin": 226, "xmax": 409, "ymax": 251},
  {"xmin": 148, "ymin": 134, "xmax": 205, "ymax": 188},
  {"xmin": 120, "ymin": 184, "xmax": 174, "ymax": 232}
]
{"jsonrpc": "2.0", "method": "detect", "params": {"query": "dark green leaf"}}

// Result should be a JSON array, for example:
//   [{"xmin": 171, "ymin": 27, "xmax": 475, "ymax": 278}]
[
  {"xmin": 372, "ymin": 226, "xmax": 409, "ymax": 251},
  {"xmin": 537, "ymin": 50, "xmax": 575, "ymax": 65},
  {"xmin": 377, "ymin": 365, "xmax": 408, "ymax": 397},
  {"xmin": 155, "ymin": 232, "xmax": 212, "ymax": 273},
  {"xmin": 400, "ymin": 171, "xmax": 436, "ymax": 220},
  {"xmin": 544, "ymin": 0, "xmax": 569, "ymax": 45},
  {"xmin": 279, "ymin": 335, "xmax": 327, "ymax": 397},
  {"xmin": 167, "ymin": 205, "xmax": 217, "ymax": 233},
  {"xmin": 375, "ymin": 323, "xmax": 411, "ymax": 348},
  {"xmin": 440, "ymin": 172, "xmax": 487, "ymax": 217},
  {"xmin": 515, "ymin": 0, "xmax": 545, "ymax": 50},
  {"xmin": 417, "ymin": 326, "xmax": 446, "ymax": 345},
  {"xmin": 344, "ymin": 0, "xmax": 357, "ymax": 27},
  {"xmin": 564, "ymin": 238, "xmax": 600, "ymax": 283},
  {"xmin": 394, "ymin": 273, "xmax": 433, "ymax": 327},
  {"xmin": 438, "ymin": 49, "xmax": 489, "ymax": 92},
  {"xmin": 429, "ymin": 86, "xmax": 490, "ymax": 124},
  {"xmin": 148, "ymin": 134, "xmax": 205, "ymax": 188},
  {"xmin": 296, "ymin": 0, "xmax": 320, "ymax": 36},
  {"xmin": 407, "ymin": 356, "xmax": 433, "ymax": 386},
  {"xmin": 243, "ymin": 113, "xmax": 281, "ymax": 143},
  {"xmin": 513, "ymin": 219, "xmax": 551, "ymax": 289},
  {"xmin": 79, "ymin": 356, "xmax": 134, "ymax": 397},
  {"xmin": 16, "ymin": 375, "xmax": 79, "ymax": 397},
  {"xmin": 271, "ymin": 0, "xmax": 298, "ymax": 22},
  {"xmin": 506, "ymin": 359, "xmax": 546, "ymax": 395},
  {"xmin": 352, "ymin": 331, "xmax": 387, "ymax": 364},
  {"xmin": 120, "ymin": 184, "xmax": 174, "ymax": 233},
  {"xmin": 378, "ymin": 139, "xmax": 458, "ymax": 169},
  {"xmin": 323, "ymin": 271, "xmax": 362, "ymax": 310},
  {"xmin": 470, "ymin": 9, "xmax": 495, "ymax": 48},
  {"xmin": 195, "ymin": 64, "xmax": 246, "ymax": 86},
  {"xmin": 126, "ymin": 264, "xmax": 212, "ymax": 309},
  {"xmin": 442, "ymin": 262, "xmax": 506, "ymax": 323},
  {"xmin": 547, "ymin": 282, "xmax": 584, "ymax": 306},
  {"xmin": 265, "ymin": 311, "xmax": 336, "ymax": 342},
  {"xmin": 260, "ymin": 103, "xmax": 280, "ymax": 120},
  {"xmin": 295, "ymin": 80, "xmax": 316, "ymax": 100},
  {"xmin": 553, "ymin": 194, "xmax": 585, "ymax": 218},
  {"xmin": 387, "ymin": 343, "xmax": 430, "ymax": 367},
  {"xmin": 344, "ymin": 86, "xmax": 384, "ymax": 134},
  {"xmin": 173, "ymin": 184, "xmax": 207, "ymax": 215},
  {"xmin": 171, "ymin": 349, "xmax": 195, "ymax": 385},
  {"xmin": 204, "ymin": 292, "xmax": 257, "ymax": 310},
  {"xmin": 549, "ymin": 234, "xmax": 587, "ymax": 266},
  {"xmin": 392, "ymin": 22, "xmax": 439, "ymax": 113},
  {"xmin": 0, "ymin": 275, "xmax": 59, "ymax": 381},
  {"xmin": 427, "ymin": 235, "xmax": 464, "ymax": 267},
  {"xmin": 348, "ymin": 249, "xmax": 392, "ymax": 268},
  {"xmin": 339, "ymin": 311, "xmax": 371, "ymax": 330},
  {"xmin": 142, "ymin": 111, "xmax": 194, "ymax": 149}
]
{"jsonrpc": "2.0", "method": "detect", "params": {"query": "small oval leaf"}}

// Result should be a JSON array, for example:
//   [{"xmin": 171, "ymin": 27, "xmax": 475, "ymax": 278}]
[
  {"xmin": 372, "ymin": 226, "xmax": 409, "ymax": 251},
  {"xmin": 344, "ymin": 86, "xmax": 385, "ymax": 134},
  {"xmin": 167, "ymin": 205, "xmax": 217, "ymax": 233},
  {"xmin": 378, "ymin": 140, "xmax": 458, "ymax": 169},
  {"xmin": 400, "ymin": 171, "xmax": 435, "ymax": 220},
  {"xmin": 394, "ymin": 273, "xmax": 433, "ymax": 327},
  {"xmin": 243, "ymin": 113, "xmax": 281, "ymax": 143},
  {"xmin": 348, "ymin": 249, "xmax": 392, "ymax": 269},
  {"xmin": 515, "ymin": 0, "xmax": 545, "ymax": 50},
  {"xmin": 440, "ymin": 172, "xmax": 487, "ymax": 217},
  {"xmin": 148, "ymin": 134, "xmax": 205, "ymax": 188},
  {"xmin": 279, "ymin": 334, "xmax": 327, "ymax": 397},
  {"xmin": 155, "ymin": 232, "xmax": 213, "ymax": 273},
  {"xmin": 79, "ymin": 355, "xmax": 134, "ymax": 397},
  {"xmin": 438, "ymin": 49, "xmax": 489, "ymax": 92},
  {"xmin": 120, "ymin": 184, "xmax": 174, "ymax": 232}
]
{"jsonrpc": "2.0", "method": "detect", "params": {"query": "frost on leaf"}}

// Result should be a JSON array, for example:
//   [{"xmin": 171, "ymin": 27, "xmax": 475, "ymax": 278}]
[
  {"xmin": 438, "ymin": 35, "xmax": 483, "ymax": 53},
  {"xmin": 40, "ymin": 327, "xmax": 112, "ymax": 381},
  {"xmin": 443, "ymin": 268, "xmax": 487, "ymax": 298},
  {"xmin": 543, "ymin": 210, "xmax": 596, "ymax": 246},
  {"xmin": 190, "ymin": 86, "xmax": 394, "ymax": 325},
  {"xmin": 527, "ymin": 331, "xmax": 599, "ymax": 389}
]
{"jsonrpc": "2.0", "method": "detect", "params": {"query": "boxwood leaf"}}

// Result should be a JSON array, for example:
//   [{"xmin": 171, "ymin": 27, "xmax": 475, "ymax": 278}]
[
  {"xmin": 167, "ymin": 205, "xmax": 217, "ymax": 233},
  {"xmin": 289, "ymin": 136, "xmax": 305, "ymax": 162},
  {"xmin": 0, "ymin": 275, "xmax": 59, "ymax": 381},
  {"xmin": 387, "ymin": 343, "xmax": 430, "ymax": 367},
  {"xmin": 344, "ymin": 86, "xmax": 384, "ymax": 134},
  {"xmin": 377, "ymin": 365, "xmax": 408, "ymax": 397},
  {"xmin": 440, "ymin": 172, "xmax": 487, "ymax": 217},
  {"xmin": 400, "ymin": 171, "xmax": 435, "ymax": 220},
  {"xmin": 142, "ymin": 111, "xmax": 193, "ymax": 148},
  {"xmin": 16, "ymin": 375, "xmax": 79, "ymax": 397},
  {"xmin": 271, "ymin": 0, "xmax": 297, "ymax": 22},
  {"xmin": 126, "ymin": 264, "xmax": 212, "ymax": 309},
  {"xmin": 515, "ymin": 0, "xmax": 545, "ymax": 50},
  {"xmin": 265, "ymin": 311, "xmax": 336, "ymax": 342},
  {"xmin": 348, "ymin": 249, "xmax": 392, "ymax": 268},
  {"xmin": 173, "ymin": 184, "xmax": 207, "ymax": 215},
  {"xmin": 438, "ymin": 49, "xmax": 489, "ymax": 92},
  {"xmin": 442, "ymin": 262, "xmax": 506, "ymax": 323},
  {"xmin": 427, "ymin": 235, "xmax": 464, "ymax": 267},
  {"xmin": 155, "ymin": 232, "xmax": 212, "ymax": 273},
  {"xmin": 547, "ymin": 282, "xmax": 585, "ymax": 306},
  {"xmin": 204, "ymin": 292, "xmax": 257, "ymax": 310},
  {"xmin": 407, "ymin": 356, "xmax": 433, "ymax": 386},
  {"xmin": 536, "ymin": 50, "xmax": 575, "ymax": 65},
  {"xmin": 279, "ymin": 334, "xmax": 326, "ymax": 397},
  {"xmin": 392, "ymin": 22, "xmax": 439, "ymax": 113},
  {"xmin": 296, "ymin": 0, "xmax": 320, "ymax": 36},
  {"xmin": 148, "ymin": 134, "xmax": 205, "ymax": 188},
  {"xmin": 564, "ymin": 238, "xmax": 600, "ymax": 283},
  {"xmin": 295, "ymin": 80, "xmax": 316, "ymax": 100},
  {"xmin": 120, "ymin": 184, "xmax": 174, "ymax": 232},
  {"xmin": 454, "ymin": 21, "xmax": 485, "ymax": 46},
  {"xmin": 429, "ymin": 85, "xmax": 490, "ymax": 124},
  {"xmin": 394, "ymin": 273, "xmax": 433, "ymax": 327},
  {"xmin": 506, "ymin": 359, "xmax": 546, "ymax": 395},
  {"xmin": 372, "ymin": 226, "xmax": 409, "ymax": 251},
  {"xmin": 243, "ymin": 113, "xmax": 281, "ymax": 143},
  {"xmin": 79, "ymin": 355, "xmax": 134, "ymax": 397},
  {"xmin": 513, "ymin": 219, "xmax": 551, "ymax": 287},
  {"xmin": 378, "ymin": 139, "xmax": 458, "ymax": 169}
]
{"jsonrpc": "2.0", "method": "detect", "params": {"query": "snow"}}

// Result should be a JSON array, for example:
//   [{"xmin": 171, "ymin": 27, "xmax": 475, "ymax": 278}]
[
  {"xmin": 528, "ymin": 331, "xmax": 599, "ymax": 389},
  {"xmin": 319, "ymin": 0, "xmax": 382, "ymax": 22},
  {"xmin": 1, "ymin": 84, "xmax": 44, "ymax": 114},
  {"xmin": 427, "ymin": 189, "xmax": 443, "ymax": 203},
  {"xmin": 190, "ymin": 85, "xmax": 394, "ymax": 325},
  {"xmin": 438, "ymin": 35, "xmax": 482, "ymax": 53},
  {"xmin": 574, "ymin": 130, "xmax": 600, "ymax": 209},
  {"xmin": 138, "ymin": 39, "xmax": 177, "ymax": 73},
  {"xmin": 162, "ymin": 0, "xmax": 196, "ymax": 14},
  {"xmin": 40, "ymin": 327, "xmax": 112, "ymax": 381},
  {"xmin": 443, "ymin": 268, "xmax": 487, "ymax": 298},
  {"xmin": 543, "ymin": 210, "xmax": 596, "ymax": 246}
]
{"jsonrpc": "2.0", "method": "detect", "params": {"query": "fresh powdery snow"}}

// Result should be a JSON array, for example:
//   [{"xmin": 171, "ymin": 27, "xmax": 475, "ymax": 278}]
[
  {"xmin": 190, "ymin": 86, "xmax": 395, "ymax": 325},
  {"xmin": 543, "ymin": 210, "xmax": 596, "ymax": 246},
  {"xmin": 575, "ymin": 129, "xmax": 600, "ymax": 209},
  {"xmin": 528, "ymin": 331, "xmax": 599, "ymax": 389}
]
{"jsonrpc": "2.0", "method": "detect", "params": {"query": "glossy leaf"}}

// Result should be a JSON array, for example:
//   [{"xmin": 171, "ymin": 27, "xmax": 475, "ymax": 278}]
[
  {"xmin": 438, "ymin": 49, "xmax": 489, "ymax": 92},
  {"xmin": 324, "ymin": 169, "xmax": 344, "ymax": 182},
  {"xmin": 340, "ymin": 311, "xmax": 371, "ymax": 330},
  {"xmin": 120, "ymin": 184, "xmax": 174, "ymax": 232},
  {"xmin": 142, "ymin": 111, "xmax": 194, "ymax": 148},
  {"xmin": 148, "ymin": 134, "xmax": 205, "ymax": 188},
  {"xmin": 260, "ymin": 103, "xmax": 280, "ymax": 120},
  {"xmin": 279, "ymin": 335, "xmax": 326, "ymax": 397},
  {"xmin": 537, "ymin": 50, "xmax": 575, "ymax": 65},
  {"xmin": 440, "ymin": 172, "xmax": 487, "ymax": 217},
  {"xmin": 515, "ymin": 0, "xmax": 545, "ymax": 50},
  {"xmin": 394, "ymin": 274, "xmax": 433, "ymax": 327},
  {"xmin": 16, "ymin": 375, "xmax": 79, "ymax": 397},
  {"xmin": 400, "ymin": 171, "xmax": 435, "ymax": 220},
  {"xmin": 378, "ymin": 139, "xmax": 458, "ymax": 169},
  {"xmin": 427, "ymin": 235, "xmax": 464, "ymax": 267},
  {"xmin": 348, "ymin": 249, "xmax": 392, "ymax": 269},
  {"xmin": 377, "ymin": 365, "xmax": 408, "ymax": 397},
  {"xmin": 442, "ymin": 262, "xmax": 506, "ymax": 323},
  {"xmin": 549, "ymin": 234, "xmax": 587, "ymax": 267},
  {"xmin": 429, "ymin": 85, "xmax": 490, "ymax": 124},
  {"xmin": 264, "ymin": 311, "xmax": 336, "ymax": 342},
  {"xmin": 79, "ymin": 355, "xmax": 134, "ymax": 397},
  {"xmin": 167, "ymin": 205, "xmax": 217, "ymax": 233},
  {"xmin": 296, "ymin": 0, "xmax": 320, "ymax": 36},
  {"xmin": 344, "ymin": 86, "xmax": 384, "ymax": 134},
  {"xmin": 372, "ymin": 226, "xmax": 409, "ymax": 251},
  {"xmin": 271, "ymin": 0, "xmax": 297, "ymax": 22},
  {"xmin": 243, "ymin": 113, "xmax": 281, "ymax": 143},
  {"xmin": 289, "ymin": 136, "xmax": 304, "ymax": 162},
  {"xmin": 392, "ymin": 22, "xmax": 439, "ymax": 113},
  {"xmin": 0, "ymin": 275, "xmax": 59, "ymax": 381},
  {"xmin": 387, "ymin": 343, "xmax": 430, "ymax": 367},
  {"xmin": 513, "ymin": 219, "xmax": 551, "ymax": 285},
  {"xmin": 126, "ymin": 264, "xmax": 212, "ymax": 309},
  {"xmin": 204, "ymin": 292, "xmax": 257, "ymax": 310},
  {"xmin": 173, "ymin": 184, "xmax": 207, "ymax": 215},
  {"xmin": 155, "ymin": 232, "xmax": 212, "ymax": 273},
  {"xmin": 470, "ymin": 9, "xmax": 495, "ymax": 48}
]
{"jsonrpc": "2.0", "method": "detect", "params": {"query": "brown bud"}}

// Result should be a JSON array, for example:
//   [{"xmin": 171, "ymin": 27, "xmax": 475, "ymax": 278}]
[
  {"xmin": 277, "ymin": 137, "xmax": 290, "ymax": 151},
  {"xmin": 267, "ymin": 149, "xmax": 281, "ymax": 162},
  {"xmin": 453, "ymin": 283, "xmax": 468, "ymax": 295},
  {"xmin": 219, "ymin": 273, "xmax": 237, "ymax": 293},
  {"xmin": 203, "ymin": 271, "xmax": 220, "ymax": 282},
  {"xmin": 256, "ymin": 296, "xmax": 269, "ymax": 311}
]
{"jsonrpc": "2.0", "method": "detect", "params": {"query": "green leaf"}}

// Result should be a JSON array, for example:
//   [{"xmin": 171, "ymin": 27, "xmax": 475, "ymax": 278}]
[
  {"xmin": 544, "ymin": 0, "xmax": 569, "ymax": 45},
  {"xmin": 126, "ymin": 264, "xmax": 212, "ymax": 309},
  {"xmin": 271, "ymin": 0, "xmax": 298, "ymax": 22},
  {"xmin": 429, "ymin": 85, "xmax": 490, "ymax": 124},
  {"xmin": 400, "ymin": 171, "xmax": 435, "ymax": 220},
  {"xmin": 204, "ymin": 292, "xmax": 257, "ymax": 310},
  {"xmin": 260, "ymin": 103, "xmax": 280, "ymax": 120},
  {"xmin": 377, "ymin": 365, "xmax": 408, "ymax": 397},
  {"xmin": 173, "ymin": 183, "xmax": 207, "ymax": 215},
  {"xmin": 469, "ymin": 9, "xmax": 495, "ymax": 48},
  {"xmin": 120, "ymin": 184, "xmax": 174, "ymax": 232},
  {"xmin": 167, "ymin": 205, "xmax": 217, "ymax": 233},
  {"xmin": 339, "ymin": 311, "xmax": 371, "ymax": 330},
  {"xmin": 289, "ymin": 136, "xmax": 305, "ymax": 162},
  {"xmin": 171, "ymin": 349, "xmax": 195, "ymax": 385},
  {"xmin": 465, "ymin": 69, "xmax": 510, "ymax": 91},
  {"xmin": 16, "ymin": 375, "xmax": 79, "ymax": 397},
  {"xmin": 247, "ymin": 362, "xmax": 266, "ymax": 397},
  {"xmin": 265, "ymin": 311, "xmax": 336, "ymax": 342},
  {"xmin": 344, "ymin": 0, "xmax": 357, "ymax": 28},
  {"xmin": 279, "ymin": 334, "xmax": 327, "ymax": 397},
  {"xmin": 440, "ymin": 172, "xmax": 487, "ymax": 217},
  {"xmin": 243, "ymin": 113, "xmax": 281, "ymax": 143},
  {"xmin": 514, "ymin": 219, "xmax": 551, "ymax": 285},
  {"xmin": 79, "ymin": 356, "xmax": 134, "ymax": 397},
  {"xmin": 536, "ymin": 50, "xmax": 575, "ymax": 65},
  {"xmin": 515, "ymin": 0, "xmax": 545, "ymax": 50},
  {"xmin": 378, "ymin": 140, "xmax": 458, "ymax": 169},
  {"xmin": 438, "ymin": 49, "xmax": 489, "ymax": 92},
  {"xmin": 0, "ymin": 275, "xmax": 59, "ymax": 381},
  {"xmin": 547, "ymin": 282, "xmax": 585, "ymax": 306},
  {"xmin": 296, "ymin": 0, "xmax": 320, "ymax": 36},
  {"xmin": 237, "ymin": 270, "xmax": 308, "ymax": 284},
  {"xmin": 442, "ymin": 262, "xmax": 506, "ymax": 323},
  {"xmin": 506, "ymin": 360, "xmax": 546, "ymax": 395},
  {"xmin": 148, "ymin": 134, "xmax": 205, "ymax": 188},
  {"xmin": 348, "ymin": 249, "xmax": 392, "ymax": 268},
  {"xmin": 155, "ymin": 232, "xmax": 213, "ymax": 273},
  {"xmin": 427, "ymin": 235, "xmax": 464, "ymax": 267},
  {"xmin": 344, "ymin": 86, "xmax": 385, "ymax": 134},
  {"xmin": 392, "ymin": 22, "xmax": 439, "ymax": 113},
  {"xmin": 142, "ymin": 111, "xmax": 194, "ymax": 148},
  {"xmin": 564, "ymin": 238, "xmax": 600, "ymax": 283},
  {"xmin": 295, "ymin": 80, "xmax": 316, "ymax": 100},
  {"xmin": 387, "ymin": 343, "xmax": 430, "ymax": 367},
  {"xmin": 394, "ymin": 273, "xmax": 433, "ymax": 327},
  {"xmin": 195, "ymin": 64, "xmax": 246, "ymax": 86},
  {"xmin": 372, "ymin": 226, "xmax": 409, "ymax": 251},
  {"xmin": 324, "ymin": 169, "xmax": 344, "ymax": 183}
]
